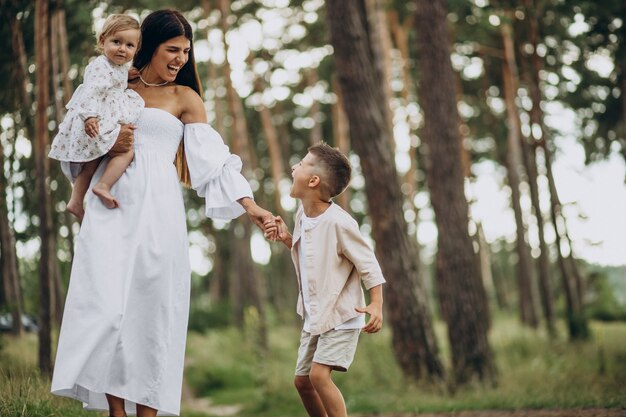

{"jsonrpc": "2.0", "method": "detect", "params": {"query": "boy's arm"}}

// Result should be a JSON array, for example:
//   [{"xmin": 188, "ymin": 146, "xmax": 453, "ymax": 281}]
[{"xmin": 355, "ymin": 284, "xmax": 383, "ymax": 333}]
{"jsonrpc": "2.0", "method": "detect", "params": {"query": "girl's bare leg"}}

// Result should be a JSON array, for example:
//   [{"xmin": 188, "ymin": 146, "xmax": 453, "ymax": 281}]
[
  {"xmin": 136, "ymin": 403, "xmax": 158, "ymax": 417},
  {"xmin": 92, "ymin": 149, "xmax": 134, "ymax": 209},
  {"xmin": 105, "ymin": 393, "xmax": 126, "ymax": 417},
  {"xmin": 67, "ymin": 159, "xmax": 100, "ymax": 220}
]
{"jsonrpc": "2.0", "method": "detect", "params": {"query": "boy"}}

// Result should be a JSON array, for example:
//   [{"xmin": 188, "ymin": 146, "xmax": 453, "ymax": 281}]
[{"xmin": 269, "ymin": 143, "xmax": 385, "ymax": 417}]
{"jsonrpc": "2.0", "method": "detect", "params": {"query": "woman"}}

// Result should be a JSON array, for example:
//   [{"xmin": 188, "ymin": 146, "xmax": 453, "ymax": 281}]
[{"xmin": 51, "ymin": 9, "xmax": 274, "ymax": 417}]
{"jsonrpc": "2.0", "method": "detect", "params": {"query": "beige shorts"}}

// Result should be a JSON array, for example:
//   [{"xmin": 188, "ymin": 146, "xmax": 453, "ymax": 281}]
[{"xmin": 294, "ymin": 328, "xmax": 361, "ymax": 376}]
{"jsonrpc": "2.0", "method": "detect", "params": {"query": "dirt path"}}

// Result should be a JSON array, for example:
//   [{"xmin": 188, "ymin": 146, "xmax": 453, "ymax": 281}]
[{"xmin": 352, "ymin": 408, "xmax": 625, "ymax": 417}]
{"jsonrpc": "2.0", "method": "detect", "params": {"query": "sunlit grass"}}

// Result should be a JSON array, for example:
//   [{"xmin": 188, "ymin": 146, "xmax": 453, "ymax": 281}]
[
  {"xmin": 0, "ymin": 333, "xmax": 93, "ymax": 417},
  {"xmin": 184, "ymin": 318, "xmax": 626, "ymax": 416},
  {"xmin": 1, "ymin": 318, "xmax": 625, "ymax": 417}
]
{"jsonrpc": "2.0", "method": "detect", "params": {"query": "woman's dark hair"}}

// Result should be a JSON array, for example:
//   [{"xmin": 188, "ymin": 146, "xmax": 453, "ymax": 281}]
[{"xmin": 133, "ymin": 9, "xmax": 202, "ymax": 98}]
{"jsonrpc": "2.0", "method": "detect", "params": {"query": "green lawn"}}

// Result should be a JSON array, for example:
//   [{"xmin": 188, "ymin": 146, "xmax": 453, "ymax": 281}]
[{"xmin": 1, "ymin": 317, "xmax": 625, "ymax": 417}]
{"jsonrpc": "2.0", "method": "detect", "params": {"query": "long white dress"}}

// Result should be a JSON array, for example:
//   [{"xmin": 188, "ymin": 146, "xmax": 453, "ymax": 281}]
[{"xmin": 51, "ymin": 107, "xmax": 253, "ymax": 416}]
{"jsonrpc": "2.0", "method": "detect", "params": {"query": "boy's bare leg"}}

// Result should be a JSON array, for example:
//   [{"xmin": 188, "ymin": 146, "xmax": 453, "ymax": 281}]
[
  {"xmin": 105, "ymin": 393, "xmax": 126, "ymax": 417},
  {"xmin": 309, "ymin": 363, "xmax": 347, "ymax": 417},
  {"xmin": 92, "ymin": 149, "xmax": 134, "ymax": 209},
  {"xmin": 67, "ymin": 159, "xmax": 99, "ymax": 220},
  {"xmin": 136, "ymin": 403, "xmax": 158, "ymax": 417},
  {"xmin": 294, "ymin": 375, "xmax": 328, "ymax": 417}
]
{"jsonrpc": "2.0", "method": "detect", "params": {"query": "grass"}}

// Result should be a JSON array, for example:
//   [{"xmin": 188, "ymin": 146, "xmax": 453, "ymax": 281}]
[
  {"xmin": 1, "ymin": 317, "xmax": 625, "ymax": 416},
  {"xmin": 0, "ymin": 333, "xmax": 94, "ymax": 417}
]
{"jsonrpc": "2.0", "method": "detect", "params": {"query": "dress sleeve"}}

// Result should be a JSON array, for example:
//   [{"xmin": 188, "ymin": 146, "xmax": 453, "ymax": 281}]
[
  {"xmin": 184, "ymin": 123, "xmax": 253, "ymax": 220},
  {"xmin": 77, "ymin": 57, "xmax": 116, "ymax": 121}
]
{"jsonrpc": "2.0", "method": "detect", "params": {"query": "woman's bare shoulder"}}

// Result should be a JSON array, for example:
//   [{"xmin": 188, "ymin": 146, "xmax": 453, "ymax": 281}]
[{"xmin": 177, "ymin": 86, "xmax": 206, "ymax": 124}]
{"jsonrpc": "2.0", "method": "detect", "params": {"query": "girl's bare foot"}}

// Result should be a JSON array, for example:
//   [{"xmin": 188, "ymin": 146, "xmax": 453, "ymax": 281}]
[
  {"xmin": 93, "ymin": 183, "xmax": 119, "ymax": 209},
  {"xmin": 66, "ymin": 199, "xmax": 85, "ymax": 220}
]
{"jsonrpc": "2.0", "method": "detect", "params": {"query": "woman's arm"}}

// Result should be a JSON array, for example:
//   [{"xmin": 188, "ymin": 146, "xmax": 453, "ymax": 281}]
[
  {"xmin": 179, "ymin": 88, "xmax": 277, "ymax": 235},
  {"xmin": 109, "ymin": 124, "xmax": 136, "ymax": 155},
  {"xmin": 239, "ymin": 197, "xmax": 277, "ymax": 238}
]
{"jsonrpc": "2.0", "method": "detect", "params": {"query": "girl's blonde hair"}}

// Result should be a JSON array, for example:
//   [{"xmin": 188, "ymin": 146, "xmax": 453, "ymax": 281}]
[{"xmin": 96, "ymin": 14, "xmax": 140, "ymax": 53}]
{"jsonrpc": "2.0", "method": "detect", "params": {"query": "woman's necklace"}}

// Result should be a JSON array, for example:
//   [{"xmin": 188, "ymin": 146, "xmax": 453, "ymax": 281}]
[{"xmin": 139, "ymin": 72, "xmax": 169, "ymax": 87}]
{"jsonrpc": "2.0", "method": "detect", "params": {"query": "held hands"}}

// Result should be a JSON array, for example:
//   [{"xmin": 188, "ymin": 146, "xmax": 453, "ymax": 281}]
[
  {"xmin": 240, "ymin": 198, "xmax": 278, "ymax": 240},
  {"xmin": 84, "ymin": 117, "xmax": 99, "ymax": 138},
  {"xmin": 264, "ymin": 216, "xmax": 292, "ymax": 248},
  {"xmin": 356, "ymin": 302, "xmax": 383, "ymax": 333}
]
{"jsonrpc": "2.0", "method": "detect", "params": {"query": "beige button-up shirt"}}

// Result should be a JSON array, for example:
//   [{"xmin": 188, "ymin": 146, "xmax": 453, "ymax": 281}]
[{"xmin": 291, "ymin": 203, "xmax": 386, "ymax": 335}]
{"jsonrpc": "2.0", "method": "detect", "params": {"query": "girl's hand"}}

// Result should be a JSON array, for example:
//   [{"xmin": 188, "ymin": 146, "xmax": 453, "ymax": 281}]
[{"xmin": 84, "ymin": 117, "xmax": 99, "ymax": 138}]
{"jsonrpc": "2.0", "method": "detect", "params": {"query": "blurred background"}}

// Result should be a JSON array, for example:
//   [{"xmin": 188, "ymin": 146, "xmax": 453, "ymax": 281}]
[{"xmin": 0, "ymin": 0, "xmax": 625, "ymax": 416}]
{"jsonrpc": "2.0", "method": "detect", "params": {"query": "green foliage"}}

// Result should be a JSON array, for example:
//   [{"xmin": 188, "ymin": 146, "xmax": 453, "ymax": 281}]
[
  {"xmin": 586, "ymin": 268, "xmax": 626, "ymax": 322},
  {"xmin": 181, "ymin": 318, "xmax": 626, "ymax": 416},
  {"xmin": 0, "ymin": 334, "xmax": 93, "ymax": 417},
  {"xmin": 188, "ymin": 299, "xmax": 233, "ymax": 333},
  {"xmin": 1, "ymin": 319, "xmax": 625, "ymax": 416}
]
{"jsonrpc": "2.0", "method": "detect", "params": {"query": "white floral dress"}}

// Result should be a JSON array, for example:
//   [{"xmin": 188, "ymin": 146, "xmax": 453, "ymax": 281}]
[{"xmin": 48, "ymin": 55, "xmax": 144, "ymax": 162}]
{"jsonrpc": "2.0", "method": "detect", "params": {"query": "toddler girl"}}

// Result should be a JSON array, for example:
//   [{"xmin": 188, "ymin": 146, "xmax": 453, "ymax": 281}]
[{"xmin": 49, "ymin": 14, "xmax": 144, "ymax": 219}]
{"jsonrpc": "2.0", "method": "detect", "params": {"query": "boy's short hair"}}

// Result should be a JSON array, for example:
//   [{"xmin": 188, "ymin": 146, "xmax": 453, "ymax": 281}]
[
  {"xmin": 308, "ymin": 142, "xmax": 351, "ymax": 198},
  {"xmin": 96, "ymin": 14, "xmax": 141, "ymax": 53}
]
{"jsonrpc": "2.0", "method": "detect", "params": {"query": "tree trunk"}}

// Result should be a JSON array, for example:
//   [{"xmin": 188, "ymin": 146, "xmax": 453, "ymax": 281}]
[
  {"xmin": 1, "ymin": 2, "xmax": 25, "ymax": 337},
  {"xmin": 542, "ymin": 141, "xmax": 588, "ymax": 339},
  {"xmin": 501, "ymin": 20, "xmax": 538, "ymax": 328},
  {"xmin": 523, "ymin": 0, "xmax": 588, "ymax": 340},
  {"xmin": 365, "ymin": 0, "xmax": 395, "ymax": 150},
  {"xmin": 0, "ymin": 139, "xmax": 24, "ymax": 337},
  {"xmin": 50, "ymin": 3, "xmax": 67, "ymax": 327},
  {"xmin": 254, "ymin": 77, "xmax": 287, "ymax": 220},
  {"xmin": 413, "ymin": 0, "xmax": 495, "ymax": 385},
  {"xmin": 218, "ymin": 0, "xmax": 267, "ymax": 349},
  {"xmin": 388, "ymin": 9, "xmax": 420, "ymax": 239},
  {"xmin": 35, "ymin": 0, "xmax": 54, "ymax": 377},
  {"xmin": 305, "ymin": 69, "xmax": 323, "ymax": 146},
  {"xmin": 327, "ymin": 0, "xmax": 444, "ymax": 381},
  {"xmin": 331, "ymin": 74, "xmax": 351, "ymax": 212},
  {"xmin": 521, "ymin": 0, "xmax": 555, "ymax": 337}
]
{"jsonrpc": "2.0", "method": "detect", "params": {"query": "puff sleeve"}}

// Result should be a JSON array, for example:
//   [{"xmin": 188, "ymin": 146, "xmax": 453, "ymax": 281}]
[{"xmin": 184, "ymin": 123, "xmax": 253, "ymax": 220}]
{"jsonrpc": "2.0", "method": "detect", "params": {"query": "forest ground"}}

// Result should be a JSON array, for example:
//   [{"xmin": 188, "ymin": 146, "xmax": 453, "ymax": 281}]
[{"xmin": 353, "ymin": 409, "xmax": 626, "ymax": 417}]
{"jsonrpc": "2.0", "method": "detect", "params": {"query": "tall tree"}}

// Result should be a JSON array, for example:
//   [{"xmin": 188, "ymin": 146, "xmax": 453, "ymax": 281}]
[
  {"xmin": 218, "ymin": 0, "xmax": 268, "ymax": 350},
  {"xmin": 523, "ymin": 0, "xmax": 588, "ymax": 339},
  {"xmin": 0, "ymin": 134, "xmax": 24, "ymax": 336},
  {"xmin": 326, "ymin": 0, "xmax": 444, "ymax": 381},
  {"xmin": 517, "ymin": 2, "xmax": 556, "ymax": 336},
  {"xmin": 0, "ymin": 0, "xmax": 25, "ymax": 337},
  {"xmin": 500, "ymin": 18, "xmax": 539, "ymax": 328},
  {"xmin": 35, "ymin": 0, "xmax": 54, "ymax": 377},
  {"xmin": 413, "ymin": 0, "xmax": 495, "ymax": 384}
]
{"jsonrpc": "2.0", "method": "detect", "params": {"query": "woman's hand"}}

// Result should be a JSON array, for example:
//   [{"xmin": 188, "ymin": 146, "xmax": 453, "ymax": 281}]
[
  {"xmin": 128, "ymin": 67, "xmax": 140, "ymax": 81},
  {"xmin": 109, "ymin": 124, "xmax": 136, "ymax": 156},
  {"xmin": 238, "ymin": 198, "xmax": 277, "ymax": 240}
]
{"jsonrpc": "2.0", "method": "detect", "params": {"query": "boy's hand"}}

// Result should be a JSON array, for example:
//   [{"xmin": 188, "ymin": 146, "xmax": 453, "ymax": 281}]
[
  {"xmin": 85, "ymin": 117, "xmax": 99, "ymax": 138},
  {"xmin": 275, "ymin": 216, "xmax": 290, "ymax": 241},
  {"xmin": 265, "ymin": 216, "xmax": 292, "ymax": 248},
  {"xmin": 263, "ymin": 217, "xmax": 278, "ymax": 241},
  {"xmin": 356, "ymin": 302, "xmax": 383, "ymax": 333}
]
